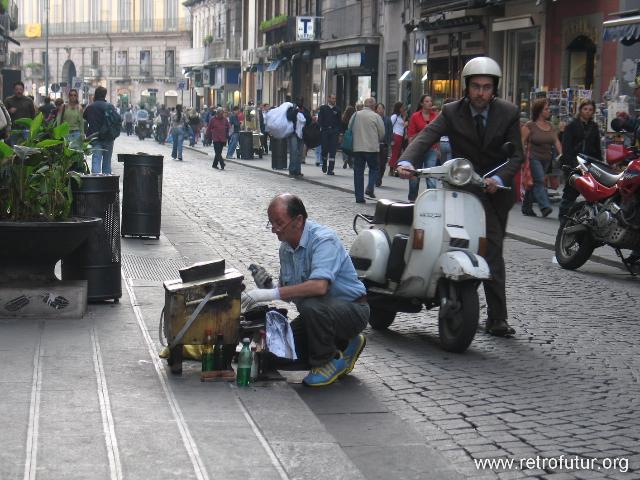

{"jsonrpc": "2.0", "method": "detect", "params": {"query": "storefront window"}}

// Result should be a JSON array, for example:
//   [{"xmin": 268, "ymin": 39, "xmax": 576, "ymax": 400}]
[
  {"xmin": 504, "ymin": 28, "xmax": 539, "ymax": 112},
  {"xmin": 357, "ymin": 76, "xmax": 372, "ymax": 104},
  {"xmin": 567, "ymin": 35, "xmax": 595, "ymax": 89}
]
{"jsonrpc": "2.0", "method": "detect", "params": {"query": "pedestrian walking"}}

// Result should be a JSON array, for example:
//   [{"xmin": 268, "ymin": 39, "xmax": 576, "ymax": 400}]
[
  {"xmin": 187, "ymin": 108, "xmax": 201, "ymax": 146},
  {"xmin": 397, "ymin": 57, "xmax": 523, "ymax": 337},
  {"xmin": 207, "ymin": 107, "xmax": 230, "ymax": 170},
  {"xmin": 226, "ymin": 106, "xmax": 241, "ymax": 159},
  {"xmin": 259, "ymin": 103, "xmax": 270, "ymax": 154},
  {"xmin": 521, "ymin": 98, "xmax": 563, "ymax": 217},
  {"xmin": 170, "ymin": 104, "xmax": 186, "ymax": 161},
  {"xmin": 407, "ymin": 95, "xmax": 439, "ymax": 200},
  {"xmin": 388, "ymin": 102, "xmax": 407, "ymax": 177},
  {"xmin": 375, "ymin": 103, "xmax": 393, "ymax": 187},
  {"xmin": 123, "ymin": 109, "xmax": 134, "ymax": 136},
  {"xmin": 38, "ymin": 96, "xmax": 56, "ymax": 121},
  {"xmin": 350, "ymin": 97, "xmax": 385, "ymax": 203},
  {"xmin": 83, "ymin": 86, "xmax": 121, "ymax": 174},
  {"xmin": 341, "ymin": 106, "xmax": 356, "ymax": 169},
  {"xmin": 559, "ymin": 99, "xmax": 602, "ymax": 219},
  {"xmin": 56, "ymin": 88, "xmax": 84, "ymax": 149},
  {"xmin": 318, "ymin": 93, "xmax": 341, "ymax": 175},
  {"xmin": 4, "ymin": 81, "xmax": 36, "ymax": 145},
  {"xmin": 242, "ymin": 193, "xmax": 368, "ymax": 387},
  {"xmin": 288, "ymin": 104, "xmax": 306, "ymax": 178}
]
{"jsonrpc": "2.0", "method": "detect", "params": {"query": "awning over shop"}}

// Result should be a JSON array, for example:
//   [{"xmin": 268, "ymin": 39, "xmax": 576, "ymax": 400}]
[
  {"xmin": 266, "ymin": 59, "xmax": 282, "ymax": 72},
  {"xmin": 164, "ymin": 90, "xmax": 178, "ymax": 97},
  {"xmin": 603, "ymin": 15, "xmax": 640, "ymax": 44},
  {"xmin": 399, "ymin": 71, "xmax": 412, "ymax": 82}
]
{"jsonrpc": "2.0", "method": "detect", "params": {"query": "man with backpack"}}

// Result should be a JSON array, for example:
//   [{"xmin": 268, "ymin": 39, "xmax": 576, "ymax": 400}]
[{"xmin": 83, "ymin": 86, "xmax": 121, "ymax": 174}]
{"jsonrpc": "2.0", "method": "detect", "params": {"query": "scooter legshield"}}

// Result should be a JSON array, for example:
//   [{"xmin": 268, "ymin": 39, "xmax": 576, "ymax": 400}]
[{"xmin": 436, "ymin": 251, "xmax": 491, "ymax": 281}]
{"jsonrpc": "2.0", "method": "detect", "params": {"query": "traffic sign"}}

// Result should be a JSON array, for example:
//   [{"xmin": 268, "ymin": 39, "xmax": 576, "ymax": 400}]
[
  {"xmin": 177, "ymin": 80, "xmax": 186, "ymax": 90},
  {"xmin": 50, "ymin": 83, "xmax": 60, "ymax": 93}
]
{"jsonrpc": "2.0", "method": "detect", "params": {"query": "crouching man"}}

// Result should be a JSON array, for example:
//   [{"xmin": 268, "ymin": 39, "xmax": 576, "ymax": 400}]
[{"xmin": 242, "ymin": 193, "xmax": 368, "ymax": 387}]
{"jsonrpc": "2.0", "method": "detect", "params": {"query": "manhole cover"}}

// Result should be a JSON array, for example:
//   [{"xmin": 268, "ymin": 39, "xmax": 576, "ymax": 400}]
[{"xmin": 121, "ymin": 254, "xmax": 186, "ymax": 281}]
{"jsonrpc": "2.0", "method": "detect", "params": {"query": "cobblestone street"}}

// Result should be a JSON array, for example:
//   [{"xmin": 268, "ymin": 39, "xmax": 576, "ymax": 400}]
[{"xmin": 107, "ymin": 135, "xmax": 640, "ymax": 479}]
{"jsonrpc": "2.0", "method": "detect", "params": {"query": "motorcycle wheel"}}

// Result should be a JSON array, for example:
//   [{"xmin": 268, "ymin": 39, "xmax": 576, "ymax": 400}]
[
  {"xmin": 368, "ymin": 307, "xmax": 396, "ymax": 330},
  {"xmin": 438, "ymin": 280, "xmax": 479, "ymax": 353},
  {"xmin": 555, "ymin": 201, "xmax": 594, "ymax": 270}
]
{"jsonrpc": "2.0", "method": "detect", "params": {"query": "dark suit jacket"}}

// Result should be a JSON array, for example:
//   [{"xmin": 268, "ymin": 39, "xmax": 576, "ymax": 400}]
[{"xmin": 401, "ymin": 97, "xmax": 523, "ymax": 186}]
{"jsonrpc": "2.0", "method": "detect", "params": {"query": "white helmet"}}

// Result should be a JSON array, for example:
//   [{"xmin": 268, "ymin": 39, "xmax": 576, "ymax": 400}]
[{"xmin": 462, "ymin": 57, "xmax": 502, "ymax": 91}]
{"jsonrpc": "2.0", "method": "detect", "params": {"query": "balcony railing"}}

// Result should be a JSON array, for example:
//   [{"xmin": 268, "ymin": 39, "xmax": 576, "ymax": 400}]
[
  {"xmin": 80, "ymin": 64, "xmax": 178, "ymax": 80},
  {"xmin": 322, "ymin": 4, "xmax": 362, "ymax": 40},
  {"xmin": 204, "ymin": 42, "xmax": 241, "ymax": 63},
  {"xmin": 14, "ymin": 18, "xmax": 191, "ymax": 37}
]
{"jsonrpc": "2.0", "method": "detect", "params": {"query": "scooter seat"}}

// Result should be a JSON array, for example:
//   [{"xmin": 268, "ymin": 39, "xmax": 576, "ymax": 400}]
[
  {"xmin": 587, "ymin": 161, "xmax": 622, "ymax": 187},
  {"xmin": 373, "ymin": 199, "xmax": 414, "ymax": 226}
]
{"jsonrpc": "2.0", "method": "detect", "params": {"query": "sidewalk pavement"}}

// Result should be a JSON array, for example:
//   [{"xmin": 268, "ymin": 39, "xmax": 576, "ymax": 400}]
[{"xmin": 185, "ymin": 142, "xmax": 625, "ymax": 270}]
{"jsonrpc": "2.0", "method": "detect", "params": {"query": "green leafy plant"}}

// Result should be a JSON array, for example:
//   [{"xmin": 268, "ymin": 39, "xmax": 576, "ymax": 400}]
[
  {"xmin": 203, "ymin": 34, "xmax": 214, "ymax": 46},
  {"xmin": 0, "ymin": 113, "xmax": 90, "ymax": 221},
  {"xmin": 259, "ymin": 15, "xmax": 288, "ymax": 32}
]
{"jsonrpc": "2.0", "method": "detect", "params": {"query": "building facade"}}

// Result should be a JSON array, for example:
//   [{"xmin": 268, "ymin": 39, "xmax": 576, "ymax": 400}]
[
  {"xmin": 181, "ymin": 0, "xmax": 242, "ymax": 110},
  {"xmin": 9, "ymin": 0, "xmax": 191, "ymax": 108}
]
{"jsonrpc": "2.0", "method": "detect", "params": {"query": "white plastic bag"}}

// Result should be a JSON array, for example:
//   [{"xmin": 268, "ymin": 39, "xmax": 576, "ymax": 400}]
[
  {"xmin": 264, "ymin": 102, "xmax": 294, "ymax": 140},
  {"xmin": 265, "ymin": 310, "xmax": 297, "ymax": 360}
]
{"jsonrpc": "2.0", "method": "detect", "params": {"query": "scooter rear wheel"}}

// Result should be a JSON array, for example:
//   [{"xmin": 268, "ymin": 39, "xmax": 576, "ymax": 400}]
[
  {"xmin": 438, "ymin": 280, "xmax": 479, "ymax": 353},
  {"xmin": 555, "ymin": 202, "xmax": 595, "ymax": 270},
  {"xmin": 368, "ymin": 307, "xmax": 396, "ymax": 330}
]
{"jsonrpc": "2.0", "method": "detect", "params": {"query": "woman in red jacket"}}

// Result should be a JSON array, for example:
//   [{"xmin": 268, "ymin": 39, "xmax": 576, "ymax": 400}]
[
  {"xmin": 407, "ymin": 95, "xmax": 439, "ymax": 200},
  {"xmin": 206, "ymin": 107, "xmax": 230, "ymax": 169}
]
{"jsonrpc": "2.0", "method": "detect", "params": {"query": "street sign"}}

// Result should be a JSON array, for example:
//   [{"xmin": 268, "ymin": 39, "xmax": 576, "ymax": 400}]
[
  {"xmin": 177, "ymin": 80, "xmax": 186, "ymax": 90},
  {"xmin": 297, "ymin": 17, "xmax": 315, "ymax": 41},
  {"xmin": 50, "ymin": 83, "xmax": 60, "ymax": 93}
]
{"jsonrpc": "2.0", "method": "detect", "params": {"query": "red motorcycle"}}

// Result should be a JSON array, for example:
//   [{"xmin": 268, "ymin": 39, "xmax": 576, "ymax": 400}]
[{"xmin": 555, "ymin": 154, "xmax": 640, "ymax": 274}]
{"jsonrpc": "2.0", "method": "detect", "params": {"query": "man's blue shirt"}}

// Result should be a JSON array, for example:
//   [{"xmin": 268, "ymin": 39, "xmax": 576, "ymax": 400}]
[{"xmin": 279, "ymin": 220, "xmax": 366, "ymax": 302}]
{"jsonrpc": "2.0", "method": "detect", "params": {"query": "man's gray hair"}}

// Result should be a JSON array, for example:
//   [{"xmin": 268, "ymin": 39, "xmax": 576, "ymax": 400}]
[{"xmin": 364, "ymin": 98, "xmax": 376, "ymax": 109}]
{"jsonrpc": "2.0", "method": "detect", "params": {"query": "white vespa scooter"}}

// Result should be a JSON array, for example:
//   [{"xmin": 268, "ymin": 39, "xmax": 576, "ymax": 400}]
[{"xmin": 350, "ymin": 154, "xmax": 511, "ymax": 352}]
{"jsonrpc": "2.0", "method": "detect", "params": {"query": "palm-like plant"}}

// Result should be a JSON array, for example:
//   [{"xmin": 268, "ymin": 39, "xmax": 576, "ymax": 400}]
[{"xmin": 0, "ymin": 113, "xmax": 90, "ymax": 221}]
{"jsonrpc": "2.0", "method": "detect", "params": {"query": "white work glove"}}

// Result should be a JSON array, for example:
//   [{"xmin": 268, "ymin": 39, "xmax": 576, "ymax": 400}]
[{"xmin": 241, "ymin": 288, "xmax": 280, "ymax": 312}]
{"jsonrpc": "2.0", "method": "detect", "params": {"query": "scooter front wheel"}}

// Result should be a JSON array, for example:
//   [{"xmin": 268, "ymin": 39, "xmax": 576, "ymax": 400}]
[{"xmin": 438, "ymin": 280, "xmax": 479, "ymax": 353}]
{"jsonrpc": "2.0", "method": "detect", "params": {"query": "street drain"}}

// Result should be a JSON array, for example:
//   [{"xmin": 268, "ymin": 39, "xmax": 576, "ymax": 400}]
[{"xmin": 121, "ymin": 254, "xmax": 186, "ymax": 281}]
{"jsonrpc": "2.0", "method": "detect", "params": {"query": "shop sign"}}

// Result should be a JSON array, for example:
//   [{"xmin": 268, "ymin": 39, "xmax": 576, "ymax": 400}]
[
  {"xmin": 414, "ymin": 31, "xmax": 428, "ymax": 63},
  {"xmin": 326, "ymin": 56, "xmax": 337, "ymax": 69},
  {"xmin": 297, "ymin": 17, "xmax": 315, "ymax": 41},
  {"xmin": 336, "ymin": 54, "xmax": 349, "ymax": 69}
]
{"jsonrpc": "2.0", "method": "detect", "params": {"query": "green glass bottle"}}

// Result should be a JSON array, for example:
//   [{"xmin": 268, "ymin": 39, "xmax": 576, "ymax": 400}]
[
  {"xmin": 213, "ymin": 333, "xmax": 225, "ymax": 371},
  {"xmin": 201, "ymin": 330, "xmax": 214, "ymax": 372},
  {"xmin": 236, "ymin": 338, "xmax": 252, "ymax": 387}
]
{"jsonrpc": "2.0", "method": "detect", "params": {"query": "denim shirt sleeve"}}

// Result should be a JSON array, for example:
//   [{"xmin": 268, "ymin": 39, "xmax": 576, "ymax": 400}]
[{"xmin": 307, "ymin": 235, "xmax": 342, "ymax": 283}]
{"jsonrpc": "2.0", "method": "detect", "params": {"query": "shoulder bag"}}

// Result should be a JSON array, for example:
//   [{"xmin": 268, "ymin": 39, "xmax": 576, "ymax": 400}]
[{"xmin": 341, "ymin": 113, "xmax": 356, "ymax": 153}]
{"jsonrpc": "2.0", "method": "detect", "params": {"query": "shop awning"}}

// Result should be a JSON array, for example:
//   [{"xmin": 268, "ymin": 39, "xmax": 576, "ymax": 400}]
[
  {"xmin": 603, "ymin": 15, "xmax": 640, "ymax": 44},
  {"xmin": 399, "ymin": 71, "xmax": 412, "ymax": 82},
  {"xmin": 164, "ymin": 90, "xmax": 178, "ymax": 97},
  {"xmin": 266, "ymin": 59, "xmax": 282, "ymax": 72},
  {"xmin": 492, "ymin": 15, "xmax": 534, "ymax": 32}
]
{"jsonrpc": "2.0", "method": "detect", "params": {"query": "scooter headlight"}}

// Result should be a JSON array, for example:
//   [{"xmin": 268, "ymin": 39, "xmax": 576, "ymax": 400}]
[{"xmin": 447, "ymin": 158, "xmax": 474, "ymax": 186}]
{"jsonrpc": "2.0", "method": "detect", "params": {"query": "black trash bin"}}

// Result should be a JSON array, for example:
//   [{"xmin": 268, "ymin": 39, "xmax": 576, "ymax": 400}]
[
  {"xmin": 118, "ymin": 153, "xmax": 163, "ymax": 238},
  {"xmin": 239, "ymin": 131, "xmax": 254, "ymax": 159},
  {"xmin": 62, "ymin": 174, "xmax": 122, "ymax": 302},
  {"xmin": 270, "ymin": 138, "xmax": 288, "ymax": 170}
]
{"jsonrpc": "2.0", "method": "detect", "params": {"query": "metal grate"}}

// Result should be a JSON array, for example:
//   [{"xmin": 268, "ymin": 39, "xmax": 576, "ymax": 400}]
[{"xmin": 121, "ymin": 254, "xmax": 186, "ymax": 281}]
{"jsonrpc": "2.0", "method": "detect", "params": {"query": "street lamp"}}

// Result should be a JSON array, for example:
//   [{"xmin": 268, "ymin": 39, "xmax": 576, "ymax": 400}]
[{"xmin": 44, "ymin": 0, "xmax": 50, "ymax": 98}]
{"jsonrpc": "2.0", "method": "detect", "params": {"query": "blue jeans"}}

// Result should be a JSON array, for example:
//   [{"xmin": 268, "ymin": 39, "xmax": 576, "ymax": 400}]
[
  {"xmin": 171, "ymin": 126, "xmax": 185, "ymax": 159},
  {"xmin": 226, "ymin": 132, "xmax": 239, "ymax": 158},
  {"xmin": 529, "ymin": 156, "xmax": 551, "ymax": 210},
  {"xmin": 67, "ymin": 131, "xmax": 82, "ymax": 150},
  {"xmin": 288, "ymin": 134, "xmax": 303, "ymax": 175},
  {"xmin": 353, "ymin": 152, "xmax": 379, "ymax": 201},
  {"xmin": 91, "ymin": 139, "xmax": 114, "ymax": 174},
  {"xmin": 440, "ymin": 140, "xmax": 452, "ymax": 164},
  {"xmin": 408, "ymin": 148, "xmax": 438, "ymax": 201}
]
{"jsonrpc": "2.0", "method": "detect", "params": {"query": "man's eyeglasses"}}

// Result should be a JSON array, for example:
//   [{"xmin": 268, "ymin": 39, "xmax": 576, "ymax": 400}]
[
  {"xmin": 266, "ymin": 215, "xmax": 298, "ymax": 233},
  {"xmin": 469, "ymin": 83, "xmax": 494, "ymax": 93}
]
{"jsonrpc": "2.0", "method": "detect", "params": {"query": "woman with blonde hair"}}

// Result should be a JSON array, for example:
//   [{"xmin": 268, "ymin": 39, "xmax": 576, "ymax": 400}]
[{"xmin": 56, "ymin": 88, "xmax": 84, "ymax": 148}]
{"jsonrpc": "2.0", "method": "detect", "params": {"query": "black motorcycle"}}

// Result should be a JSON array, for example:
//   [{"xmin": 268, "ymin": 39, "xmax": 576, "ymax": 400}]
[{"xmin": 135, "ymin": 120, "xmax": 151, "ymax": 140}]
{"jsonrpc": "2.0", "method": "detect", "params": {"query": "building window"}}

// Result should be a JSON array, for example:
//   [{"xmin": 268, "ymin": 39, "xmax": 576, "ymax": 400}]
[
  {"xmin": 165, "ymin": 50, "xmax": 175, "ymax": 78},
  {"xmin": 166, "ymin": 0, "xmax": 177, "ymax": 30},
  {"xmin": 504, "ymin": 28, "xmax": 539, "ymax": 110},
  {"xmin": 92, "ymin": 50, "xmax": 100, "ymax": 68},
  {"xmin": 119, "ymin": 0, "xmax": 133, "ymax": 31},
  {"xmin": 116, "ymin": 51, "xmax": 128, "ymax": 77},
  {"xmin": 141, "ymin": 0, "xmax": 153, "ymax": 31},
  {"xmin": 140, "ymin": 50, "xmax": 151, "ymax": 76}
]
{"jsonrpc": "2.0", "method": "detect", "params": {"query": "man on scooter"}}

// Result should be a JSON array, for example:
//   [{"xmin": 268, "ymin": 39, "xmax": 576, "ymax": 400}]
[
  {"xmin": 241, "ymin": 193, "xmax": 369, "ymax": 386},
  {"xmin": 396, "ymin": 57, "xmax": 523, "ymax": 337}
]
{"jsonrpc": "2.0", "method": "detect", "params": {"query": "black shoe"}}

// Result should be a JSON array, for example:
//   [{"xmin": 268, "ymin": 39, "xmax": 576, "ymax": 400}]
[
  {"xmin": 485, "ymin": 319, "xmax": 515, "ymax": 337},
  {"xmin": 541, "ymin": 207, "xmax": 553, "ymax": 217},
  {"xmin": 356, "ymin": 199, "xmax": 366, "ymax": 204},
  {"xmin": 212, "ymin": 164, "xmax": 219, "ymax": 169},
  {"xmin": 375, "ymin": 180, "xmax": 382, "ymax": 187},
  {"xmin": 365, "ymin": 190, "xmax": 376, "ymax": 199},
  {"xmin": 178, "ymin": 158, "xmax": 183, "ymax": 161},
  {"xmin": 327, "ymin": 171, "xmax": 335, "ymax": 176},
  {"xmin": 322, "ymin": 162, "xmax": 327, "ymax": 173},
  {"xmin": 522, "ymin": 208, "xmax": 537, "ymax": 217}
]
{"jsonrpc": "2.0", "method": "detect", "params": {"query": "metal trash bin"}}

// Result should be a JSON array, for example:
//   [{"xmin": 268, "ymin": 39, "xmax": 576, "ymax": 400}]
[
  {"xmin": 239, "ymin": 131, "xmax": 254, "ymax": 159},
  {"xmin": 118, "ymin": 153, "xmax": 163, "ymax": 238},
  {"xmin": 62, "ymin": 174, "xmax": 122, "ymax": 302},
  {"xmin": 270, "ymin": 137, "xmax": 288, "ymax": 170}
]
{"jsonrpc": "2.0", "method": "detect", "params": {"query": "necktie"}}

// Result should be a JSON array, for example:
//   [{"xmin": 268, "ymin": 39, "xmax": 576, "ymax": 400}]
[{"xmin": 475, "ymin": 114, "xmax": 485, "ymax": 142}]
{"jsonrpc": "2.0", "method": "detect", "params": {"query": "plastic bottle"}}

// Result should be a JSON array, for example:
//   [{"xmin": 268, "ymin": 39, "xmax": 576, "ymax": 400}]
[
  {"xmin": 236, "ymin": 338, "xmax": 252, "ymax": 387},
  {"xmin": 201, "ymin": 330, "xmax": 214, "ymax": 372},
  {"xmin": 213, "ymin": 333, "xmax": 225, "ymax": 370},
  {"xmin": 250, "ymin": 346, "xmax": 258, "ymax": 382}
]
